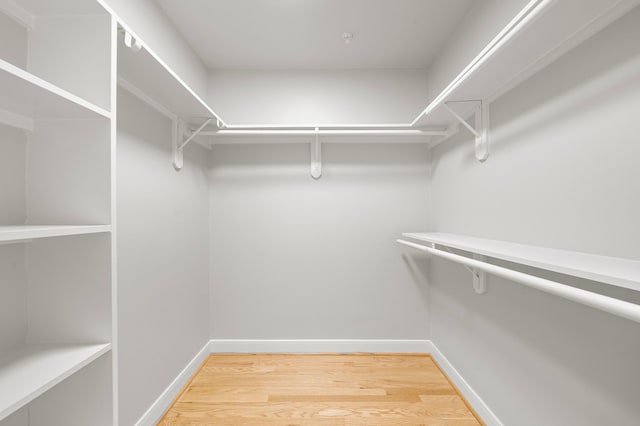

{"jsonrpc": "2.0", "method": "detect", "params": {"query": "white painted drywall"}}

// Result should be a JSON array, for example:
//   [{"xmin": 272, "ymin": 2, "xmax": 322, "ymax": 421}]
[
  {"xmin": 26, "ymin": 235, "xmax": 111, "ymax": 343},
  {"xmin": 27, "ymin": 14, "xmax": 112, "ymax": 111},
  {"xmin": 209, "ymin": 143, "xmax": 431, "ymax": 340},
  {"xmin": 116, "ymin": 88, "xmax": 210, "ymax": 426},
  {"xmin": 26, "ymin": 120, "xmax": 110, "ymax": 225},
  {"xmin": 424, "ymin": 8, "xmax": 640, "ymax": 425},
  {"xmin": 207, "ymin": 69, "xmax": 429, "ymax": 125},
  {"xmin": 100, "ymin": 0, "xmax": 209, "ymax": 99}
]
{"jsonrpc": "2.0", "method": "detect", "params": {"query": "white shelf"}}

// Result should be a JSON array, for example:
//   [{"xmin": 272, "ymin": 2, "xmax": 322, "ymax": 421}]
[
  {"xmin": 117, "ymin": 31, "xmax": 213, "ymax": 120},
  {"xmin": 413, "ymin": 0, "xmax": 636, "ymax": 130},
  {"xmin": 402, "ymin": 233, "xmax": 640, "ymax": 292},
  {"xmin": 0, "ymin": 225, "xmax": 111, "ymax": 243},
  {"xmin": 0, "ymin": 343, "xmax": 112, "ymax": 421},
  {"xmin": 0, "ymin": 59, "xmax": 110, "ymax": 123}
]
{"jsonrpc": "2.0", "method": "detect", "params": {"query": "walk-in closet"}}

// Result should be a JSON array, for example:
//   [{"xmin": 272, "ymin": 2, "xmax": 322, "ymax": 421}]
[{"xmin": 1, "ymin": 0, "xmax": 639, "ymax": 425}]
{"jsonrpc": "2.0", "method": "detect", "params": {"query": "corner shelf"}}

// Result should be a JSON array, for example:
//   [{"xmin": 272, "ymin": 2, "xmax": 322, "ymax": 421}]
[
  {"xmin": 402, "ymin": 233, "xmax": 640, "ymax": 292},
  {"xmin": 0, "ymin": 58, "xmax": 110, "ymax": 127},
  {"xmin": 0, "ymin": 343, "xmax": 112, "ymax": 421},
  {"xmin": 0, "ymin": 225, "xmax": 111, "ymax": 244},
  {"xmin": 117, "ymin": 30, "xmax": 213, "ymax": 121}
]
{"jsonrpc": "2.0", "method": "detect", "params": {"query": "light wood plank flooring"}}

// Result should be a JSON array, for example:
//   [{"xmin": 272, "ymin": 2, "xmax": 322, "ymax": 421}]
[{"xmin": 159, "ymin": 354, "xmax": 483, "ymax": 425}]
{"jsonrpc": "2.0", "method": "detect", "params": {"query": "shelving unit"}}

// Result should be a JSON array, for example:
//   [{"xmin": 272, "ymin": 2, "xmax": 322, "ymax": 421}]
[
  {"xmin": 0, "ymin": 0, "xmax": 115, "ymax": 424},
  {"xmin": 0, "ymin": 343, "xmax": 112, "ymax": 421},
  {"xmin": 403, "ymin": 233, "xmax": 640, "ymax": 292}
]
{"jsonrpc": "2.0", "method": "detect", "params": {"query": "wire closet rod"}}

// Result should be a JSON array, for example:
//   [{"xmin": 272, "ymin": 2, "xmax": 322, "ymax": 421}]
[{"xmin": 396, "ymin": 239, "xmax": 640, "ymax": 324}]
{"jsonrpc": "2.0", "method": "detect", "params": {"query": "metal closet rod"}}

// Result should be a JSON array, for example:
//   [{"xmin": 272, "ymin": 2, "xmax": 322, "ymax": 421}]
[
  {"xmin": 198, "ymin": 128, "xmax": 447, "ymax": 137},
  {"xmin": 396, "ymin": 239, "xmax": 640, "ymax": 324}
]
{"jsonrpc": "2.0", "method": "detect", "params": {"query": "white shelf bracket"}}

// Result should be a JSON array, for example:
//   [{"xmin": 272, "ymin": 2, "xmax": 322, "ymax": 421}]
[
  {"xmin": 443, "ymin": 100, "xmax": 489, "ymax": 162},
  {"xmin": 441, "ymin": 245, "xmax": 487, "ymax": 294},
  {"xmin": 173, "ymin": 118, "xmax": 213, "ymax": 171},
  {"xmin": 472, "ymin": 253, "xmax": 487, "ymax": 294},
  {"xmin": 311, "ymin": 127, "xmax": 322, "ymax": 179},
  {"xmin": 172, "ymin": 119, "xmax": 182, "ymax": 171},
  {"xmin": 123, "ymin": 30, "xmax": 142, "ymax": 52}
]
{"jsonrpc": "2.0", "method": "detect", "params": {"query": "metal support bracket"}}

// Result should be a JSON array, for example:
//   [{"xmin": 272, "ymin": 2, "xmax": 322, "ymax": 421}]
[
  {"xmin": 173, "ymin": 118, "xmax": 213, "ymax": 171},
  {"xmin": 443, "ymin": 100, "xmax": 489, "ymax": 162},
  {"xmin": 311, "ymin": 127, "xmax": 322, "ymax": 179},
  {"xmin": 472, "ymin": 253, "xmax": 487, "ymax": 294},
  {"xmin": 442, "ymin": 245, "xmax": 487, "ymax": 294}
]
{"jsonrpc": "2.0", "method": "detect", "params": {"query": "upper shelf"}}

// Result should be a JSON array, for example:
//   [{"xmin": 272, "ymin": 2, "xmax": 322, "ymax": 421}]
[
  {"xmin": 117, "ymin": 29, "xmax": 214, "ymax": 121},
  {"xmin": 413, "ymin": 0, "xmax": 638, "ymax": 130},
  {"xmin": 0, "ymin": 59, "xmax": 110, "ymax": 124},
  {"xmin": 402, "ymin": 233, "xmax": 640, "ymax": 292}
]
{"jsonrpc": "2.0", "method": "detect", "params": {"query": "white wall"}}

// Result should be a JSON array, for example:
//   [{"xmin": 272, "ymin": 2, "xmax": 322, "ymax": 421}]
[
  {"xmin": 208, "ymin": 69, "xmax": 429, "ymax": 125},
  {"xmin": 116, "ymin": 88, "xmax": 210, "ymax": 425},
  {"xmin": 426, "ymin": 8, "xmax": 640, "ymax": 425},
  {"xmin": 209, "ymin": 143, "xmax": 431, "ymax": 340}
]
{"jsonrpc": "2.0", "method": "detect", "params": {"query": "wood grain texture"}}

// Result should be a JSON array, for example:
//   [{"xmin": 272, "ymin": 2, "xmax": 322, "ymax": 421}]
[{"xmin": 158, "ymin": 354, "xmax": 484, "ymax": 425}]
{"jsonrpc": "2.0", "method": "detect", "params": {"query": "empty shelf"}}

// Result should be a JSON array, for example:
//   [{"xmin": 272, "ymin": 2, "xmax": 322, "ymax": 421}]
[
  {"xmin": 118, "ymin": 32, "xmax": 212, "ymax": 120},
  {"xmin": 402, "ymin": 233, "xmax": 640, "ymax": 292},
  {"xmin": 0, "ymin": 225, "xmax": 111, "ymax": 243},
  {"xmin": 0, "ymin": 343, "xmax": 112, "ymax": 420},
  {"xmin": 0, "ymin": 59, "xmax": 110, "ymax": 122}
]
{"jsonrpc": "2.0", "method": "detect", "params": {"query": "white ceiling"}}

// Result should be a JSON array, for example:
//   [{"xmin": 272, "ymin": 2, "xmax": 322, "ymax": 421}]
[{"xmin": 156, "ymin": 0, "xmax": 475, "ymax": 70}]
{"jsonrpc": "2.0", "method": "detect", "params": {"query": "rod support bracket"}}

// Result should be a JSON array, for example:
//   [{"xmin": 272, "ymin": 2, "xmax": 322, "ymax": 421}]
[
  {"xmin": 444, "ymin": 100, "xmax": 489, "ymax": 162},
  {"xmin": 172, "ymin": 119, "xmax": 183, "ymax": 171},
  {"xmin": 311, "ymin": 127, "xmax": 322, "ymax": 179},
  {"xmin": 173, "ymin": 118, "xmax": 213, "ymax": 171},
  {"xmin": 472, "ymin": 253, "xmax": 487, "ymax": 294},
  {"xmin": 123, "ymin": 30, "xmax": 142, "ymax": 52}
]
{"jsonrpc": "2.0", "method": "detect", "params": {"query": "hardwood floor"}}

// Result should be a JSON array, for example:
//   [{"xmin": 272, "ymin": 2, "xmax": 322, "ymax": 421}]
[{"xmin": 158, "ymin": 354, "xmax": 483, "ymax": 425}]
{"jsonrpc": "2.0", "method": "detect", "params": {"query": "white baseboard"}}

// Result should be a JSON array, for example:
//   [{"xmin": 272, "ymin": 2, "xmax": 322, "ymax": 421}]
[
  {"xmin": 426, "ymin": 341, "xmax": 503, "ymax": 426},
  {"xmin": 134, "ymin": 340, "xmax": 210, "ymax": 426},
  {"xmin": 136, "ymin": 339, "xmax": 501, "ymax": 426},
  {"xmin": 209, "ymin": 339, "xmax": 432, "ymax": 353}
]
